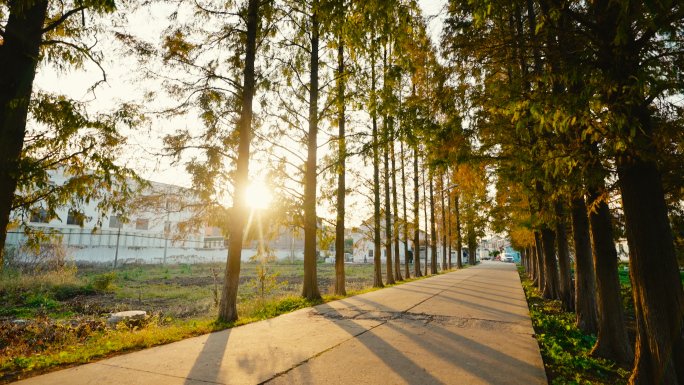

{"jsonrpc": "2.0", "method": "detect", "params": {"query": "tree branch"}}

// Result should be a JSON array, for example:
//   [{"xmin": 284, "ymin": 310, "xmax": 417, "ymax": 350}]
[{"xmin": 41, "ymin": 7, "xmax": 86, "ymax": 34}]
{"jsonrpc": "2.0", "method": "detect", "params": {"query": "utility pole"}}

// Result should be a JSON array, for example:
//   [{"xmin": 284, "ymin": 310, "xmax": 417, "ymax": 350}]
[
  {"xmin": 163, "ymin": 201, "xmax": 170, "ymax": 268},
  {"xmin": 114, "ymin": 217, "xmax": 122, "ymax": 268}
]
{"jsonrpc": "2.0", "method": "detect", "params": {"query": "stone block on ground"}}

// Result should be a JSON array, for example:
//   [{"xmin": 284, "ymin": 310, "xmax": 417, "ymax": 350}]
[{"xmin": 106, "ymin": 311, "xmax": 148, "ymax": 328}]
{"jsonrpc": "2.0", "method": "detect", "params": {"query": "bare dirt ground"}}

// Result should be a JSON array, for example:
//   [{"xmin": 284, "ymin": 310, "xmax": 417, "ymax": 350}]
[{"xmin": 1, "ymin": 261, "xmax": 378, "ymax": 325}]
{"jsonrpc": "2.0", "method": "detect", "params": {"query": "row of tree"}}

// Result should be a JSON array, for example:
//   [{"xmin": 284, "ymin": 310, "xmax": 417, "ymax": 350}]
[
  {"xmin": 0, "ymin": 0, "xmax": 490, "ymax": 327},
  {"xmin": 440, "ymin": 0, "xmax": 684, "ymax": 383}
]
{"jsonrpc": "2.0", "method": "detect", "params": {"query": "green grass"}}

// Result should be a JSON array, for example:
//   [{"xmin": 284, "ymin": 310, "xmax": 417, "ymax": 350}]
[{"xmin": 518, "ymin": 266, "xmax": 630, "ymax": 384}]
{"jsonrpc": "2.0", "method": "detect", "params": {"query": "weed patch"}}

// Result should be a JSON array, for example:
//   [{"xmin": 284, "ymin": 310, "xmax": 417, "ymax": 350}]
[{"xmin": 0, "ymin": 262, "xmax": 460, "ymax": 383}]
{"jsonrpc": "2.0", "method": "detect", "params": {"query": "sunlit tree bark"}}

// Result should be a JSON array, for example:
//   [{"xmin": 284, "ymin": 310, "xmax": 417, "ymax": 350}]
[{"xmin": 219, "ymin": 0, "xmax": 261, "ymax": 321}]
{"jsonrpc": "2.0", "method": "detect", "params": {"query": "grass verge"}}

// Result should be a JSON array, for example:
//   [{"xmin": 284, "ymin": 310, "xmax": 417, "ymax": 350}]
[
  {"xmin": 1, "ymin": 266, "xmax": 454, "ymax": 383},
  {"xmin": 517, "ymin": 266, "xmax": 630, "ymax": 384}
]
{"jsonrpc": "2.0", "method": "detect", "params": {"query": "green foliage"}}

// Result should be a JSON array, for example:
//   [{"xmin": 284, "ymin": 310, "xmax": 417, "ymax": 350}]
[
  {"xmin": 250, "ymin": 264, "xmax": 286, "ymax": 300},
  {"xmin": 0, "ymin": 0, "xmax": 145, "ymax": 256},
  {"xmin": 249, "ymin": 249, "xmax": 287, "ymax": 300},
  {"xmin": 13, "ymin": 95, "xmax": 144, "ymax": 245},
  {"xmin": 23, "ymin": 294, "xmax": 61, "ymax": 310},
  {"xmin": 87, "ymin": 272, "xmax": 117, "ymax": 291},
  {"xmin": 519, "ymin": 268, "xmax": 629, "ymax": 384},
  {"xmin": 180, "ymin": 264, "xmax": 192, "ymax": 275}
]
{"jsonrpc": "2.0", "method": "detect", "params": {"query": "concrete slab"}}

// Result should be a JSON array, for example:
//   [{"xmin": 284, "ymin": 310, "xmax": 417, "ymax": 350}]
[
  {"xmin": 270, "ymin": 318, "xmax": 545, "ymax": 385},
  {"xmin": 16, "ymin": 261, "xmax": 547, "ymax": 385}
]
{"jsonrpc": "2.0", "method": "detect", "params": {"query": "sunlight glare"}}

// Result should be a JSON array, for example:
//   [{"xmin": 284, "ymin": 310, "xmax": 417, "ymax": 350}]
[{"xmin": 245, "ymin": 184, "xmax": 272, "ymax": 209}]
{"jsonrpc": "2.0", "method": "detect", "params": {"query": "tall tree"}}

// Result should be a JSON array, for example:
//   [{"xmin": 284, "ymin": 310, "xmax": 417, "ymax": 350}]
[
  {"xmin": 422, "ymin": 159, "xmax": 429, "ymax": 274},
  {"xmin": 0, "ymin": 0, "xmax": 138, "ymax": 268},
  {"xmin": 555, "ymin": 200, "xmax": 574, "ymax": 311},
  {"xmin": 301, "ymin": 0, "xmax": 322, "ymax": 300},
  {"xmin": 455, "ymin": 188, "xmax": 462, "ymax": 269},
  {"xmin": 333, "ymin": 0, "xmax": 347, "ymax": 296},
  {"xmin": 587, "ymin": 185, "xmax": 633, "ymax": 364},
  {"xmin": 412, "ymin": 148, "xmax": 422, "ymax": 277},
  {"xmin": 218, "ymin": 0, "xmax": 264, "ymax": 321},
  {"xmin": 429, "ymin": 174, "xmax": 437, "ymax": 274},
  {"xmin": 391, "ymin": 141, "xmax": 403, "ymax": 281},
  {"xmin": 370, "ymin": 35, "xmax": 384, "ymax": 288},
  {"xmin": 440, "ymin": 174, "xmax": 448, "ymax": 271},
  {"xmin": 401, "ymin": 141, "xmax": 410, "ymax": 279},
  {"xmin": 382, "ymin": 44, "xmax": 395, "ymax": 285},
  {"xmin": 570, "ymin": 194, "xmax": 599, "ymax": 335}
]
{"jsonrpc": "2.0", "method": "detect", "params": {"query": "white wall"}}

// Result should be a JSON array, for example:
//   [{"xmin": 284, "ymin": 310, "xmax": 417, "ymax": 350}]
[{"xmin": 62, "ymin": 245, "xmax": 305, "ymax": 266}]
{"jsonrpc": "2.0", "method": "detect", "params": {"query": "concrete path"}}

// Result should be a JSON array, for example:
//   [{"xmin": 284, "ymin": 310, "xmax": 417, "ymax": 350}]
[{"xmin": 17, "ymin": 261, "xmax": 547, "ymax": 385}]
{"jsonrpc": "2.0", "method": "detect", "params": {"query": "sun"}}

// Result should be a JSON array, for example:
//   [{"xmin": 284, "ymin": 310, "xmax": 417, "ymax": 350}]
[{"xmin": 245, "ymin": 183, "xmax": 272, "ymax": 209}]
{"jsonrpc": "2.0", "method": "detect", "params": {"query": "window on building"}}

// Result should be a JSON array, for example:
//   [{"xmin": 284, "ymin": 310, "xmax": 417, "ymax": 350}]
[
  {"xmin": 369, "ymin": 249, "xmax": 374, "ymax": 257},
  {"xmin": 136, "ymin": 218, "xmax": 149, "ymax": 230},
  {"xmin": 30, "ymin": 209, "xmax": 49, "ymax": 223},
  {"xmin": 109, "ymin": 215, "xmax": 123, "ymax": 229},
  {"xmin": 67, "ymin": 210, "xmax": 86, "ymax": 226}
]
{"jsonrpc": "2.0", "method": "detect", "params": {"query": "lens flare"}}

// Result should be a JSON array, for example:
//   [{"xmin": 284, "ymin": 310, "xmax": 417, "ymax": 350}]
[{"xmin": 245, "ymin": 184, "xmax": 272, "ymax": 209}]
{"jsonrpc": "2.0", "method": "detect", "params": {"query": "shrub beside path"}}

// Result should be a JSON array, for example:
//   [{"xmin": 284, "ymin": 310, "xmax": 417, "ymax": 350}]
[{"xmin": 17, "ymin": 262, "xmax": 546, "ymax": 384}]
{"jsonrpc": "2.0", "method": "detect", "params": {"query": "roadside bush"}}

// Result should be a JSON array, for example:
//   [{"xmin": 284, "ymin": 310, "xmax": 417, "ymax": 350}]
[{"xmin": 87, "ymin": 272, "xmax": 117, "ymax": 291}]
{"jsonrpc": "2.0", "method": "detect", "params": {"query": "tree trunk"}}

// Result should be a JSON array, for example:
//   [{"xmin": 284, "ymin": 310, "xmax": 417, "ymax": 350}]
[
  {"xmin": 413, "ymin": 149, "xmax": 422, "ymax": 277},
  {"xmin": 528, "ymin": 245, "xmax": 535, "ymax": 281},
  {"xmin": 423, "ymin": 164, "xmax": 429, "ymax": 275},
  {"xmin": 333, "ymin": 39, "xmax": 346, "ymax": 296},
  {"xmin": 440, "ymin": 175, "xmax": 447, "ymax": 271},
  {"xmin": 555, "ymin": 200, "xmax": 575, "ymax": 312},
  {"xmin": 520, "ymin": 247, "xmax": 525, "ymax": 270},
  {"xmin": 302, "ymin": 5, "xmax": 322, "ymax": 300},
  {"xmin": 383, "ymin": 127, "xmax": 395, "ymax": 285},
  {"xmin": 534, "ymin": 231, "xmax": 544, "ymax": 289},
  {"xmin": 0, "ymin": 0, "xmax": 49, "ymax": 269},
  {"xmin": 401, "ymin": 141, "xmax": 410, "ymax": 280},
  {"xmin": 455, "ymin": 193, "xmax": 462, "ymax": 269},
  {"xmin": 541, "ymin": 226, "xmax": 560, "ymax": 300},
  {"xmin": 371, "ymin": 49, "xmax": 383, "ymax": 288},
  {"xmin": 617, "ymin": 149, "xmax": 684, "ymax": 384},
  {"xmin": 587, "ymin": 185, "xmax": 633, "ymax": 365},
  {"xmin": 447, "ymin": 181, "xmax": 452, "ymax": 270},
  {"xmin": 429, "ymin": 176, "xmax": 438, "ymax": 274},
  {"xmin": 467, "ymin": 230, "xmax": 477, "ymax": 266},
  {"xmin": 570, "ymin": 194, "xmax": 599, "ymax": 335},
  {"xmin": 391, "ymin": 141, "xmax": 402, "ymax": 281},
  {"xmin": 218, "ymin": 0, "xmax": 260, "ymax": 322},
  {"xmin": 382, "ymin": 44, "xmax": 394, "ymax": 286}
]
